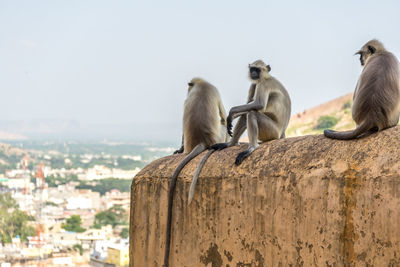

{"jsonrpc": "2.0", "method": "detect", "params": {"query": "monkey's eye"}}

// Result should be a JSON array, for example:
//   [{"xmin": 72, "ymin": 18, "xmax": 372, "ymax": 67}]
[{"xmin": 188, "ymin": 82, "xmax": 194, "ymax": 86}]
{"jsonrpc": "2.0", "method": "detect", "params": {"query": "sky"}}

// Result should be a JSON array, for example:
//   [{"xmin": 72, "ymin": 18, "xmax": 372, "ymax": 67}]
[{"xmin": 1, "ymin": 0, "xmax": 400, "ymax": 140}]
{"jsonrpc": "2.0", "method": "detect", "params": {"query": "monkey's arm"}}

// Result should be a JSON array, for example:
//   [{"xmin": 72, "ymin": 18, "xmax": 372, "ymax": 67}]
[
  {"xmin": 227, "ymin": 89, "xmax": 270, "ymax": 134},
  {"xmin": 211, "ymin": 85, "xmax": 257, "ymax": 149},
  {"xmin": 173, "ymin": 135, "xmax": 184, "ymax": 154},
  {"xmin": 218, "ymin": 100, "xmax": 227, "ymax": 125},
  {"xmin": 247, "ymin": 84, "xmax": 256, "ymax": 103},
  {"xmin": 229, "ymin": 86, "xmax": 269, "ymax": 118}
]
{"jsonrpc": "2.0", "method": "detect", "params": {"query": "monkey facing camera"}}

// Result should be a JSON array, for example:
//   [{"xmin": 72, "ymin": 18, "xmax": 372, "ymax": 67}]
[{"xmin": 212, "ymin": 59, "xmax": 291, "ymax": 165}]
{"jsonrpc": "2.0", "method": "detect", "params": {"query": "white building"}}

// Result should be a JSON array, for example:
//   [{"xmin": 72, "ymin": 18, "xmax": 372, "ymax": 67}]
[
  {"xmin": 102, "ymin": 190, "xmax": 130, "ymax": 210},
  {"xmin": 66, "ymin": 190, "xmax": 100, "ymax": 210},
  {"xmin": 82, "ymin": 165, "xmax": 140, "ymax": 180},
  {"xmin": 110, "ymin": 167, "xmax": 140, "ymax": 180},
  {"xmin": 85, "ymin": 165, "xmax": 113, "ymax": 181}
]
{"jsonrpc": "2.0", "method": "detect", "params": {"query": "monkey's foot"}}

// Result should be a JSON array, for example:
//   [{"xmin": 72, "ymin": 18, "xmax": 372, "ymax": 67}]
[
  {"xmin": 173, "ymin": 147, "xmax": 184, "ymax": 154},
  {"xmin": 235, "ymin": 150, "xmax": 252, "ymax": 165},
  {"xmin": 211, "ymin": 143, "xmax": 229, "ymax": 151}
]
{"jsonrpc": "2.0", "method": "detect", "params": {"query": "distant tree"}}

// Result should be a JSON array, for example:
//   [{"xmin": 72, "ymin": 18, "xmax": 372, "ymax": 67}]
[
  {"xmin": 0, "ymin": 193, "xmax": 35, "ymax": 243},
  {"xmin": 314, "ymin": 115, "xmax": 340, "ymax": 130},
  {"xmin": 0, "ymin": 193, "xmax": 18, "ymax": 209},
  {"xmin": 44, "ymin": 201, "xmax": 58, "ymax": 206},
  {"xmin": 76, "ymin": 178, "xmax": 131, "ymax": 195},
  {"xmin": 116, "ymin": 157, "xmax": 143, "ymax": 170},
  {"xmin": 120, "ymin": 227, "xmax": 129, "ymax": 239},
  {"xmin": 46, "ymin": 174, "xmax": 78, "ymax": 187},
  {"xmin": 73, "ymin": 244, "xmax": 83, "ymax": 255},
  {"xmin": 342, "ymin": 100, "xmax": 352, "ymax": 110},
  {"xmin": 62, "ymin": 215, "xmax": 86, "ymax": 233},
  {"xmin": 0, "ymin": 164, "xmax": 10, "ymax": 174},
  {"xmin": 93, "ymin": 205, "xmax": 128, "ymax": 229}
]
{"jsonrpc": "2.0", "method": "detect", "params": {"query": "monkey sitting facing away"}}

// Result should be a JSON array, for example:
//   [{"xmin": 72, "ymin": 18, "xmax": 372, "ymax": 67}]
[
  {"xmin": 324, "ymin": 39, "xmax": 400, "ymax": 140},
  {"xmin": 212, "ymin": 60, "xmax": 291, "ymax": 165},
  {"xmin": 163, "ymin": 78, "xmax": 228, "ymax": 267}
]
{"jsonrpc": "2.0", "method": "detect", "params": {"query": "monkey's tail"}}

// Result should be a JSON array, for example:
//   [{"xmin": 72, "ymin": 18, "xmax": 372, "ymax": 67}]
[
  {"xmin": 323, "ymin": 121, "xmax": 372, "ymax": 140},
  {"xmin": 164, "ymin": 144, "xmax": 205, "ymax": 267},
  {"xmin": 188, "ymin": 149, "xmax": 215, "ymax": 206}
]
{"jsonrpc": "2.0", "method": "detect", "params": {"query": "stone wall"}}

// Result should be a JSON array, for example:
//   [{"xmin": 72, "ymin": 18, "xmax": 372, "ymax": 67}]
[{"xmin": 130, "ymin": 127, "xmax": 400, "ymax": 266}]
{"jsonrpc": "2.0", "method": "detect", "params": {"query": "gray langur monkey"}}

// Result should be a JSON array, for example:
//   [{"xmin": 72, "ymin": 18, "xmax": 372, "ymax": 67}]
[
  {"xmin": 164, "ymin": 78, "xmax": 228, "ymax": 267},
  {"xmin": 324, "ymin": 39, "xmax": 400, "ymax": 140},
  {"xmin": 211, "ymin": 60, "xmax": 291, "ymax": 165}
]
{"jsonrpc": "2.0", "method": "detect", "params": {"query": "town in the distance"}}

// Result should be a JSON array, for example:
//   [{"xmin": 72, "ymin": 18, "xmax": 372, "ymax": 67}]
[
  {"xmin": 0, "ymin": 94, "xmax": 354, "ymax": 267},
  {"xmin": 0, "ymin": 139, "xmax": 175, "ymax": 266}
]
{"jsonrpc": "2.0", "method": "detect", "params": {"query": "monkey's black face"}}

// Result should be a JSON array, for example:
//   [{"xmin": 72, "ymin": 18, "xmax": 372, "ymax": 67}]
[
  {"xmin": 187, "ymin": 82, "xmax": 194, "ymax": 92},
  {"xmin": 359, "ymin": 53, "xmax": 365, "ymax": 66},
  {"xmin": 355, "ymin": 51, "xmax": 365, "ymax": 66},
  {"xmin": 249, "ymin": 67, "xmax": 261, "ymax": 80}
]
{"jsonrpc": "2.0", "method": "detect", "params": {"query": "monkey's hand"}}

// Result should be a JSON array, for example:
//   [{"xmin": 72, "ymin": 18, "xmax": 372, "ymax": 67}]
[
  {"xmin": 227, "ymin": 115, "xmax": 233, "ymax": 137},
  {"xmin": 173, "ymin": 146, "xmax": 184, "ymax": 154},
  {"xmin": 210, "ymin": 142, "xmax": 229, "ymax": 151}
]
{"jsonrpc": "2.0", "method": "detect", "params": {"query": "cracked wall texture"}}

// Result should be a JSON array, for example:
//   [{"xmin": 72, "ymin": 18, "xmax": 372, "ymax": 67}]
[{"xmin": 129, "ymin": 126, "xmax": 400, "ymax": 267}]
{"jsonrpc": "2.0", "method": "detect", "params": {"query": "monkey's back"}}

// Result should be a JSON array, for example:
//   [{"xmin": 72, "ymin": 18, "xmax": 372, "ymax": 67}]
[
  {"xmin": 352, "ymin": 52, "xmax": 400, "ymax": 128},
  {"xmin": 263, "ymin": 77, "xmax": 292, "ymax": 130},
  {"xmin": 183, "ymin": 83, "xmax": 223, "ymax": 153}
]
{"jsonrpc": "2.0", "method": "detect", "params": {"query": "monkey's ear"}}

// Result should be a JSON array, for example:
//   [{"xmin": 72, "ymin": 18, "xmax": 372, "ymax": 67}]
[
  {"xmin": 266, "ymin": 65, "xmax": 271, "ymax": 72},
  {"xmin": 367, "ymin": 45, "xmax": 376, "ymax": 54}
]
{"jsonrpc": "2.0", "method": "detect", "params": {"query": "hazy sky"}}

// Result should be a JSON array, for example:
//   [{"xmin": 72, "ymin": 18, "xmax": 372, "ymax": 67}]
[{"xmin": 1, "ymin": 0, "xmax": 400, "ymax": 136}]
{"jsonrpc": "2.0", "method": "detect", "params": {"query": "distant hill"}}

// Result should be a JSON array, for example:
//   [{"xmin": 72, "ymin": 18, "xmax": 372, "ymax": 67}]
[
  {"xmin": 287, "ymin": 93, "xmax": 355, "ymax": 137},
  {"xmin": 0, "ymin": 130, "xmax": 27, "ymax": 140},
  {"xmin": 0, "ymin": 143, "xmax": 25, "ymax": 157},
  {"xmin": 0, "ymin": 93, "xmax": 357, "ymax": 142},
  {"xmin": 0, "ymin": 119, "xmax": 180, "ymax": 141},
  {"xmin": 0, "ymin": 142, "xmax": 26, "ymax": 168},
  {"xmin": 239, "ymin": 93, "xmax": 355, "ymax": 142},
  {"xmin": 0, "ymin": 119, "xmax": 80, "ymax": 138}
]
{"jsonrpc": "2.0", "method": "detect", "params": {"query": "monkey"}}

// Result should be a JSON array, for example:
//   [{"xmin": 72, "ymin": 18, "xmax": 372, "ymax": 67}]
[
  {"xmin": 324, "ymin": 39, "xmax": 400, "ymax": 140},
  {"xmin": 163, "ymin": 77, "xmax": 228, "ymax": 267},
  {"xmin": 211, "ymin": 60, "xmax": 291, "ymax": 165}
]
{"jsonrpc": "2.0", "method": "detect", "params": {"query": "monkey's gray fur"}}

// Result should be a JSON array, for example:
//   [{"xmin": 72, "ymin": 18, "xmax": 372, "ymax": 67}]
[
  {"xmin": 164, "ymin": 77, "xmax": 228, "ymax": 267},
  {"xmin": 212, "ymin": 60, "xmax": 291, "ymax": 165},
  {"xmin": 324, "ymin": 39, "xmax": 400, "ymax": 140}
]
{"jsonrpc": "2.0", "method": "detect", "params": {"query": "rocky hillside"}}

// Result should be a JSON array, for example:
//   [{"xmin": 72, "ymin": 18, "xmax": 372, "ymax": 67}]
[
  {"xmin": 0, "ymin": 143, "xmax": 26, "ymax": 169},
  {"xmin": 287, "ymin": 93, "xmax": 355, "ymax": 137}
]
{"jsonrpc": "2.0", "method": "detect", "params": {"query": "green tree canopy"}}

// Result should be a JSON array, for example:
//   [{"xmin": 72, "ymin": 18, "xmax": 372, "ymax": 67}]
[
  {"xmin": 120, "ymin": 227, "xmax": 129, "ymax": 239},
  {"xmin": 314, "ymin": 115, "xmax": 340, "ymax": 130},
  {"xmin": 0, "ymin": 193, "xmax": 35, "ymax": 243},
  {"xmin": 76, "ymin": 178, "xmax": 131, "ymax": 195},
  {"xmin": 62, "ymin": 215, "xmax": 86, "ymax": 233},
  {"xmin": 93, "ymin": 205, "xmax": 128, "ymax": 229}
]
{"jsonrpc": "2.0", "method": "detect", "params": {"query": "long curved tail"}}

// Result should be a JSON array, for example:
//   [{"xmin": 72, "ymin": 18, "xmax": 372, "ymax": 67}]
[
  {"xmin": 324, "ymin": 121, "xmax": 372, "ymax": 140},
  {"xmin": 188, "ymin": 149, "xmax": 215, "ymax": 206},
  {"xmin": 163, "ymin": 144, "xmax": 205, "ymax": 267}
]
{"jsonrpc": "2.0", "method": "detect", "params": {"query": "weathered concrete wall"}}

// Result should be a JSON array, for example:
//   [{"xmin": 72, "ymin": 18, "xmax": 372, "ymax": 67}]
[{"xmin": 130, "ymin": 127, "xmax": 400, "ymax": 267}]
